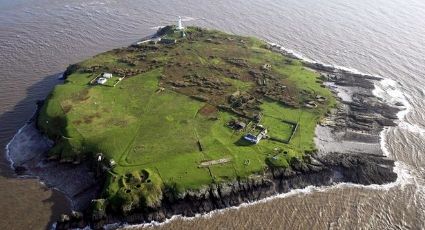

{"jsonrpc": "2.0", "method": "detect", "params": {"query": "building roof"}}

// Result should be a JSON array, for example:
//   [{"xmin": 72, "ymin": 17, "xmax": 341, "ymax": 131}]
[
  {"xmin": 244, "ymin": 134, "xmax": 259, "ymax": 143},
  {"xmin": 97, "ymin": 77, "xmax": 107, "ymax": 84},
  {"xmin": 103, "ymin": 73, "xmax": 113, "ymax": 78}
]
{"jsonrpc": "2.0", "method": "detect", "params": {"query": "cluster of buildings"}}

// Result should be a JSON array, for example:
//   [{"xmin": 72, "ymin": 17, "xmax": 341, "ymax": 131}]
[
  {"xmin": 229, "ymin": 119, "xmax": 268, "ymax": 145},
  {"xmin": 97, "ymin": 73, "xmax": 113, "ymax": 85},
  {"xmin": 136, "ymin": 16, "xmax": 186, "ymax": 46}
]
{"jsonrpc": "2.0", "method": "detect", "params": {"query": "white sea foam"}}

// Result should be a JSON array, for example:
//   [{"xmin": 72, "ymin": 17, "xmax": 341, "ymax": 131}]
[
  {"xmin": 373, "ymin": 78, "xmax": 410, "ymax": 119},
  {"xmin": 399, "ymin": 123, "xmax": 425, "ymax": 136},
  {"xmin": 380, "ymin": 127, "xmax": 392, "ymax": 158},
  {"xmin": 271, "ymin": 42, "xmax": 418, "ymax": 169},
  {"xmin": 376, "ymin": 81, "xmax": 425, "ymax": 136},
  {"xmin": 271, "ymin": 41, "xmax": 412, "ymax": 125},
  {"xmin": 373, "ymin": 72, "xmax": 425, "ymax": 134},
  {"xmin": 4, "ymin": 123, "xmax": 28, "ymax": 168},
  {"xmin": 268, "ymin": 42, "xmax": 314, "ymax": 63},
  {"xmin": 371, "ymin": 67, "xmax": 418, "ymax": 190},
  {"xmin": 268, "ymin": 42, "xmax": 384, "ymax": 78},
  {"xmin": 149, "ymin": 26, "xmax": 164, "ymax": 30}
]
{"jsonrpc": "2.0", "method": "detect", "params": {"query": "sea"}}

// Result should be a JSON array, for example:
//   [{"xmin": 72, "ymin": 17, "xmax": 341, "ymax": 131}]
[{"xmin": 0, "ymin": 0, "xmax": 424, "ymax": 229}]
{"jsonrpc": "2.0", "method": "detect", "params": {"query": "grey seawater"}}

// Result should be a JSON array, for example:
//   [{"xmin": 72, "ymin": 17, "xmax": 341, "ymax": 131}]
[{"xmin": 0, "ymin": 0, "xmax": 424, "ymax": 229}]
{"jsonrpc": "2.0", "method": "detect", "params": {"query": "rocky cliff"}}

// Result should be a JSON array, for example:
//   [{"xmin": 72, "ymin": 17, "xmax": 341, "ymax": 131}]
[{"xmin": 55, "ymin": 151, "xmax": 396, "ymax": 229}]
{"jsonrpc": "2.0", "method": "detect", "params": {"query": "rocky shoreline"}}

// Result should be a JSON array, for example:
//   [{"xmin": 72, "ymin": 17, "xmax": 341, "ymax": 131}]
[
  {"xmin": 6, "ymin": 102, "xmax": 103, "ymax": 212},
  {"xmin": 6, "ymin": 45, "xmax": 402, "ymax": 229}
]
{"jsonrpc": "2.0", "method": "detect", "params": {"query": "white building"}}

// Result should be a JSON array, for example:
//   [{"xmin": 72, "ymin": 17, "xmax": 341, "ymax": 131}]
[
  {"xmin": 97, "ymin": 77, "xmax": 107, "ymax": 85},
  {"xmin": 177, "ymin": 16, "xmax": 184, "ymax": 30},
  {"xmin": 103, "ymin": 73, "xmax": 113, "ymax": 79}
]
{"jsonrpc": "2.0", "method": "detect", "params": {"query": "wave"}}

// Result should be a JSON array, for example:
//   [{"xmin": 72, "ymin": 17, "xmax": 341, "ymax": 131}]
[
  {"xmin": 267, "ymin": 42, "xmax": 384, "ymax": 78},
  {"xmin": 399, "ymin": 122, "xmax": 425, "ymax": 136},
  {"xmin": 270, "ymin": 41, "xmax": 417, "ymax": 151},
  {"xmin": 4, "ymin": 123, "xmax": 28, "ymax": 168},
  {"xmin": 150, "ymin": 26, "xmax": 164, "ymax": 30},
  {"xmin": 373, "ymin": 70, "xmax": 425, "ymax": 135},
  {"xmin": 373, "ymin": 78, "xmax": 410, "ymax": 119},
  {"xmin": 371, "ymin": 76, "xmax": 425, "ymax": 138}
]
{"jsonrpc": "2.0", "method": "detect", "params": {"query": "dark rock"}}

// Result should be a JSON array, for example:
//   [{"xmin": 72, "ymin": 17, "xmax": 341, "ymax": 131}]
[
  {"xmin": 71, "ymin": 211, "xmax": 83, "ymax": 220},
  {"xmin": 14, "ymin": 166, "xmax": 27, "ymax": 175},
  {"xmin": 63, "ymin": 64, "xmax": 80, "ymax": 79}
]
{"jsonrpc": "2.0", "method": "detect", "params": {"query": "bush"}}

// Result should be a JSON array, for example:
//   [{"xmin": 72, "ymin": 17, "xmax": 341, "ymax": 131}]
[
  {"xmin": 63, "ymin": 64, "xmax": 80, "ymax": 79},
  {"xmin": 156, "ymin": 25, "xmax": 174, "ymax": 36},
  {"xmin": 91, "ymin": 199, "xmax": 107, "ymax": 220},
  {"xmin": 266, "ymin": 154, "xmax": 289, "ymax": 168}
]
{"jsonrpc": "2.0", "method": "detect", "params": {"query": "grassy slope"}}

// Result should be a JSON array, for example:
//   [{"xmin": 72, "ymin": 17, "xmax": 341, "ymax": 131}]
[{"xmin": 38, "ymin": 27, "xmax": 336, "ymax": 211}]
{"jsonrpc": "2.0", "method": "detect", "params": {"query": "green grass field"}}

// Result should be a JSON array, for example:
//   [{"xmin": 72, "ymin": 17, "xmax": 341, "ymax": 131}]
[{"xmin": 38, "ymin": 26, "xmax": 336, "ymax": 213}]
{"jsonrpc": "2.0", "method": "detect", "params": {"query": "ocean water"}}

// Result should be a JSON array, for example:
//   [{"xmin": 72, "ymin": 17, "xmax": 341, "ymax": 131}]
[{"xmin": 0, "ymin": 0, "xmax": 424, "ymax": 229}]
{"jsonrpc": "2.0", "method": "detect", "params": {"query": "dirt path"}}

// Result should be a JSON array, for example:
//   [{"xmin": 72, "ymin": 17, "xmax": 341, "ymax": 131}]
[{"xmin": 199, "ymin": 158, "xmax": 231, "ymax": 167}]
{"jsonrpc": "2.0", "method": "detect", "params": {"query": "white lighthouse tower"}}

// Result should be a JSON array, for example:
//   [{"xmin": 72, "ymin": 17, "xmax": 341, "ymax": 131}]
[{"xmin": 177, "ymin": 16, "xmax": 184, "ymax": 30}]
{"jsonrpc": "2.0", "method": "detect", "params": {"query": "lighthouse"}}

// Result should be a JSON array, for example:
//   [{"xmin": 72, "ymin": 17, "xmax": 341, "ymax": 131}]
[
  {"xmin": 176, "ymin": 16, "xmax": 186, "ymax": 38},
  {"xmin": 177, "ymin": 16, "xmax": 184, "ymax": 30}
]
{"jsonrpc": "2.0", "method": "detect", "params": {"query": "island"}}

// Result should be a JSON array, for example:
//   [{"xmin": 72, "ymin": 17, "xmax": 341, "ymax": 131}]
[{"xmin": 7, "ymin": 24, "xmax": 402, "ymax": 229}]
